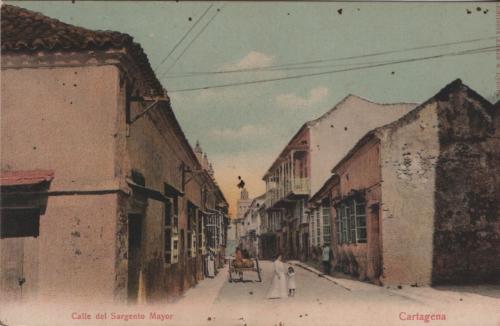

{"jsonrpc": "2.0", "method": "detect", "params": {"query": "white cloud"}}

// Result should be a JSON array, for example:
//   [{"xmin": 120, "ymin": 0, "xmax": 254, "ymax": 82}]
[
  {"xmin": 169, "ymin": 87, "xmax": 243, "ymax": 106},
  {"xmin": 209, "ymin": 125, "xmax": 268, "ymax": 140},
  {"xmin": 275, "ymin": 86, "xmax": 329, "ymax": 109},
  {"xmin": 222, "ymin": 51, "xmax": 275, "ymax": 70}
]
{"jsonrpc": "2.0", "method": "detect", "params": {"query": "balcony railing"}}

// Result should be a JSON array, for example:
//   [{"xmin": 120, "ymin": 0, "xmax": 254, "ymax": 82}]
[
  {"xmin": 293, "ymin": 178, "xmax": 310, "ymax": 194},
  {"xmin": 266, "ymin": 177, "xmax": 310, "ymax": 208}
]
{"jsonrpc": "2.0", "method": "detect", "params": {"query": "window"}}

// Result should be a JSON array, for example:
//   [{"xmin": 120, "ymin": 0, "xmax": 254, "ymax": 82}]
[
  {"xmin": 164, "ymin": 198, "xmax": 172, "ymax": 263},
  {"xmin": 173, "ymin": 196, "xmax": 179, "ymax": 228},
  {"xmin": 322, "ymin": 205, "xmax": 331, "ymax": 245},
  {"xmin": 349, "ymin": 201, "xmax": 356, "ymax": 243},
  {"xmin": 335, "ymin": 208, "xmax": 341, "ymax": 244},
  {"xmin": 0, "ymin": 208, "xmax": 40, "ymax": 238},
  {"xmin": 355, "ymin": 202, "xmax": 367, "ymax": 242},
  {"xmin": 342, "ymin": 205, "xmax": 349, "ymax": 243},
  {"xmin": 164, "ymin": 229, "xmax": 172, "ymax": 263},
  {"xmin": 310, "ymin": 212, "xmax": 316, "ymax": 246},
  {"xmin": 187, "ymin": 202, "xmax": 196, "ymax": 232},
  {"xmin": 198, "ymin": 211, "xmax": 204, "ymax": 254},
  {"xmin": 187, "ymin": 232, "xmax": 192, "ymax": 257},
  {"xmin": 335, "ymin": 198, "xmax": 367, "ymax": 244},
  {"xmin": 164, "ymin": 183, "xmax": 182, "ymax": 264},
  {"xmin": 316, "ymin": 209, "xmax": 321, "ymax": 245},
  {"xmin": 187, "ymin": 202, "xmax": 197, "ymax": 257}
]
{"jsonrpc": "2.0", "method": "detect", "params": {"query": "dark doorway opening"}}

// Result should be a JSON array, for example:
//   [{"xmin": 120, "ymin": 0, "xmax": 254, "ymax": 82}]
[
  {"xmin": 303, "ymin": 233, "xmax": 309, "ymax": 261},
  {"xmin": 127, "ymin": 213, "xmax": 143, "ymax": 303}
]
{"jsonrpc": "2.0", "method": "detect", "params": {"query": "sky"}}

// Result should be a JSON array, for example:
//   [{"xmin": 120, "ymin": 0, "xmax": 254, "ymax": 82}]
[{"xmin": 9, "ymin": 1, "xmax": 497, "ymax": 216}]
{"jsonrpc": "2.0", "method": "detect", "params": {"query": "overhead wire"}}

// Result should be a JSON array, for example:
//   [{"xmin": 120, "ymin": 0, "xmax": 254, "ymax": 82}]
[
  {"xmin": 159, "ymin": 3, "xmax": 226, "ymax": 80},
  {"xmin": 167, "ymin": 45, "xmax": 496, "ymax": 93},
  {"xmin": 162, "ymin": 36, "xmax": 496, "ymax": 78},
  {"xmin": 153, "ymin": 3, "xmax": 214, "ymax": 72}
]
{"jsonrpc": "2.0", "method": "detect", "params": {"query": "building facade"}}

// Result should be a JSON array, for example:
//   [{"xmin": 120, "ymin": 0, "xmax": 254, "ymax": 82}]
[
  {"xmin": 311, "ymin": 80, "xmax": 500, "ymax": 285},
  {"xmin": 240, "ymin": 194, "xmax": 265, "ymax": 258},
  {"xmin": 263, "ymin": 95, "xmax": 416, "ymax": 260},
  {"xmin": 0, "ymin": 5, "xmax": 228, "ymax": 304},
  {"xmin": 236, "ymin": 188, "xmax": 252, "ymax": 219}
]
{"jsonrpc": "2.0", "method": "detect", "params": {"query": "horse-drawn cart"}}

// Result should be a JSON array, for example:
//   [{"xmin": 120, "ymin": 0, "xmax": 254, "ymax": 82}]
[{"xmin": 228, "ymin": 257, "xmax": 262, "ymax": 283}]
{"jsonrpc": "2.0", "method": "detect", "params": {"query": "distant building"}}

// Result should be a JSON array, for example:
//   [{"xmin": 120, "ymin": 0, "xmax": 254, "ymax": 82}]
[
  {"xmin": 194, "ymin": 141, "xmax": 228, "ymax": 269},
  {"xmin": 236, "ymin": 188, "xmax": 252, "ymax": 219},
  {"xmin": 310, "ymin": 80, "xmax": 500, "ymax": 285},
  {"xmin": 263, "ymin": 95, "xmax": 416, "ymax": 260},
  {"xmin": 226, "ymin": 218, "xmax": 239, "ymax": 256},
  {"xmin": 240, "ymin": 194, "xmax": 266, "ymax": 258},
  {"xmin": 0, "ymin": 5, "xmax": 228, "ymax": 304}
]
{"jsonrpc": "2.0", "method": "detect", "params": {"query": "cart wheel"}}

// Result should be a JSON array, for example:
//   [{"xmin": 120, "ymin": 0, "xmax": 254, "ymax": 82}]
[{"xmin": 256, "ymin": 258, "xmax": 262, "ymax": 282}]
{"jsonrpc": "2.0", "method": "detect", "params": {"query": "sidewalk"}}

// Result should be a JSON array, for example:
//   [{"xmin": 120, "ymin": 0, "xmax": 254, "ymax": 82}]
[
  {"xmin": 288, "ymin": 260, "xmax": 379, "ymax": 292},
  {"xmin": 173, "ymin": 265, "xmax": 229, "ymax": 306}
]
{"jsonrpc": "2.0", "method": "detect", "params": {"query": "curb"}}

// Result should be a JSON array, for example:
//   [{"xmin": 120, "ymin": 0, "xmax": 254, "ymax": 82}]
[{"xmin": 289, "ymin": 261, "xmax": 351, "ymax": 291}]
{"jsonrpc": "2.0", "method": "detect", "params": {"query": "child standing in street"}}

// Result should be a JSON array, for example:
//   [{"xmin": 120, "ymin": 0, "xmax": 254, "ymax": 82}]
[{"xmin": 287, "ymin": 266, "xmax": 296, "ymax": 297}]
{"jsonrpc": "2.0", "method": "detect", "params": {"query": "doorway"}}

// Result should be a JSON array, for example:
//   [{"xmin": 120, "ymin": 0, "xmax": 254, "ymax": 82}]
[
  {"xmin": 127, "ymin": 213, "xmax": 142, "ymax": 303},
  {"xmin": 303, "ymin": 232, "xmax": 309, "ymax": 261}
]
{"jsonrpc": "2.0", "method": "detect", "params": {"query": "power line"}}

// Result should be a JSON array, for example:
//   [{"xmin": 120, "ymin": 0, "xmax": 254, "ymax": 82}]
[
  {"xmin": 159, "ymin": 4, "xmax": 226, "ymax": 80},
  {"xmin": 163, "ymin": 35, "xmax": 496, "ymax": 78},
  {"xmin": 167, "ymin": 46, "xmax": 496, "ymax": 93},
  {"xmin": 153, "ymin": 3, "xmax": 214, "ymax": 72},
  {"xmin": 166, "ymin": 57, "xmax": 417, "ymax": 80}
]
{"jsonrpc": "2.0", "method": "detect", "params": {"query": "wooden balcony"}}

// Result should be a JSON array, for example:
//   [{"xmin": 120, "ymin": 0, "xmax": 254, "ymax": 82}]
[{"xmin": 266, "ymin": 177, "xmax": 310, "ymax": 209}]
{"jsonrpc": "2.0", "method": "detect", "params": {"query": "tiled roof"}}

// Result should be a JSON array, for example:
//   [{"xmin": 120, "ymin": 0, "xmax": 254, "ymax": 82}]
[{"xmin": 1, "ymin": 4, "xmax": 163, "ymax": 95}]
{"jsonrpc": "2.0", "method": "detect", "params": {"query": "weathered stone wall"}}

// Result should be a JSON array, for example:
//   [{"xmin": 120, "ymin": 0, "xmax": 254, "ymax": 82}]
[
  {"xmin": 432, "ymin": 85, "xmax": 500, "ymax": 284},
  {"xmin": 379, "ymin": 101, "xmax": 440, "ymax": 286}
]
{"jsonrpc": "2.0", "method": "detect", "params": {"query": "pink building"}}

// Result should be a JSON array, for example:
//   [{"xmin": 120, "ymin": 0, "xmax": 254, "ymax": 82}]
[
  {"xmin": 263, "ymin": 95, "xmax": 415, "ymax": 261},
  {"xmin": 310, "ymin": 80, "xmax": 500, "ymax": 286},
  {"xmin": 0, "ymin": 5, "xmax": 228, "ymax": 304}
]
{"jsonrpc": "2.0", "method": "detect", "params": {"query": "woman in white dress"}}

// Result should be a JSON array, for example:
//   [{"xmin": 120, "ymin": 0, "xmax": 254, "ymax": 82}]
[
  {"xmin": 207, "ymin": 251, "xmax": 215, "ymax": 278},
  {"xmin": 266, "ymin": 253, "xmax": 288, "ymax": 299}
]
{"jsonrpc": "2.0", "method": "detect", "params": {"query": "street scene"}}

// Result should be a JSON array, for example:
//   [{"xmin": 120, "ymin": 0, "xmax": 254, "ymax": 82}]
[
  {"xmin": 2, "ymin": 260, "xmax": 499, "ymax": 325},
  {"xmin": 1, "ymin": 1, "xmax": 499, "ymax": 326},
  {"xmin": 169, "ymin": 261, "xmax": 500, "ymax": 326}
]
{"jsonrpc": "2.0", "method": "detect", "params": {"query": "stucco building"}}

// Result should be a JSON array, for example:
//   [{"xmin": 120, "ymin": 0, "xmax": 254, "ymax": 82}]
[
  {"xmin": 240, "ymin": 194, "xmax": 265, "ymax": 258},
  {"xmin": 263, "ymin": 95, "xmax": 416, "ymax": 260},
  {"xmin": 236, "ymin": 187, "xmax": 252, "ymax": 219},
  {"xmin": 0, "ymin": 5, "xmax": 228, "ymax": 304},
  {"xmin": 310, "ymin": 80, "xmax": 499, "ymax": 286}
]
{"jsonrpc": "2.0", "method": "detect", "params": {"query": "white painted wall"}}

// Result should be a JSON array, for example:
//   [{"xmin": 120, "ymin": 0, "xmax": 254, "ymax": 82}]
[{"xmin": 309, "ymin": 95, "xmax": 416, "ymax": 196}]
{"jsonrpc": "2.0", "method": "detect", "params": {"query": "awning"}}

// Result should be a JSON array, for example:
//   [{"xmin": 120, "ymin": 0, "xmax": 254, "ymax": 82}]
[
  {"xmin": 126, "ymin": 178, "xmax": 169, "ymax": 203},
  {"xmin": 0, "ymin": 170, "xmax": 54, "ymax": 186},
  {"xmin": 164, "ymin": 183, "xmax": 184, "ymax": 198}
]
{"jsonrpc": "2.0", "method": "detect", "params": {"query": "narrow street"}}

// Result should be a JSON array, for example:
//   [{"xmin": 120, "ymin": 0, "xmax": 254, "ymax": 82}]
[
  {"xmin": 1, "ymin": 260, "xmax": 499, "ymax": 326},
  {"xmin": 169, "ymin": 261, "xmax": 500, "ymax": 326},
  {"xmin": 1, "ymin": 4, "xmax": 499, "ymax": 326}
]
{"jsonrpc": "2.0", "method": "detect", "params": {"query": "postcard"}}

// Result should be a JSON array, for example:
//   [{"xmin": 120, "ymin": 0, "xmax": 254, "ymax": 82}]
[{"xmin": 0, "ymin": 1, "xmax": 499, "ymax": 325}]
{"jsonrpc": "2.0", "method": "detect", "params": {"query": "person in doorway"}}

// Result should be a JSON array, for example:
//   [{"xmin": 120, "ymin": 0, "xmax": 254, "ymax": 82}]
[
  {"xmin": 267, "ymin": 253, "xmax": 288, "ymax": 299},
  {"xmin": 322, "ymin": 244, "xmax": 332, "ymax": 275},
  {"xmin": 287, "ymin": 266, "xmax": 296, "ymax": 297},
  {"xmin": 207, "ymin": 250, "xmax": 215, "ymax": 278}
]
